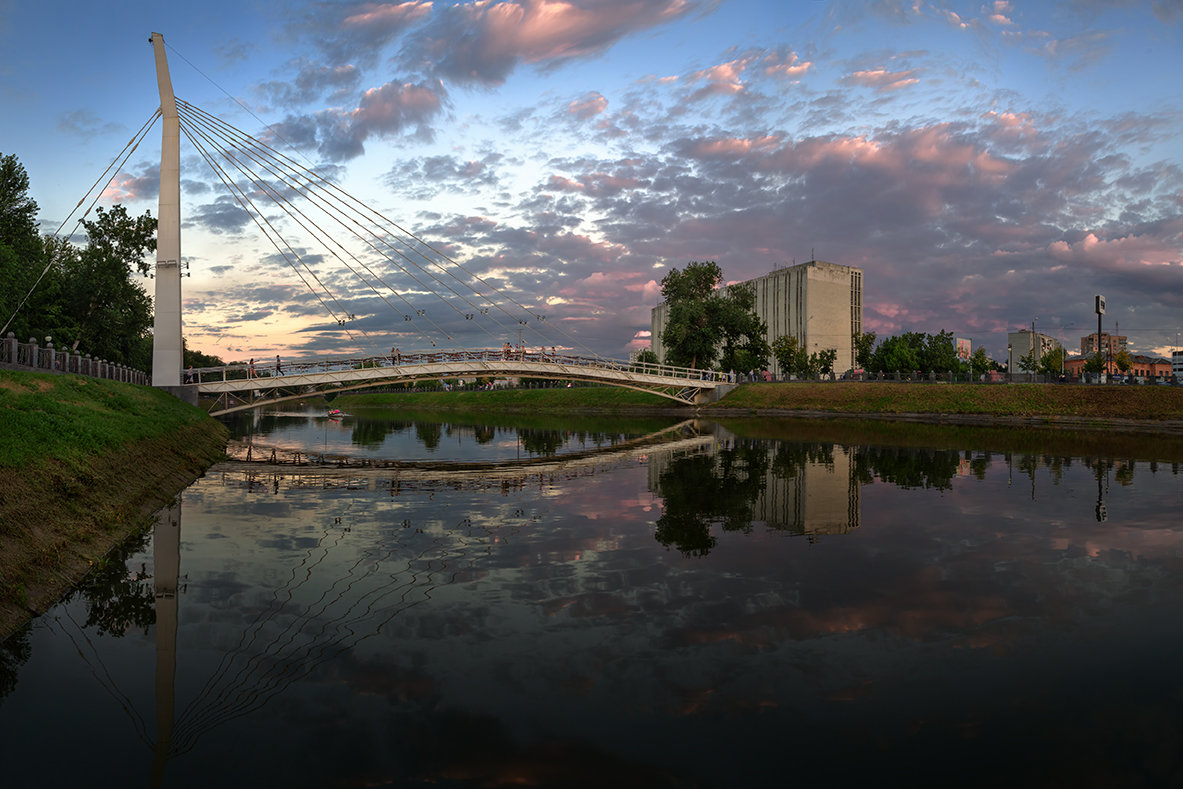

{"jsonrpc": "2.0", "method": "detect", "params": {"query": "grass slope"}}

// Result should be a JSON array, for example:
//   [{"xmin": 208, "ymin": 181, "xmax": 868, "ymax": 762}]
[
  {"xmin": 709, "ymin": 382, "xmax": 1183, "ymax": 420},
  {"xmin": 0, "ymin": 371, "xmax": 228, "ymax": 640}
]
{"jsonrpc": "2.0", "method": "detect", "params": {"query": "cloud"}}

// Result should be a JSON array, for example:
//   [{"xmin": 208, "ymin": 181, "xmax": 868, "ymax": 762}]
[
  {"xmin": 102, "ymin": 163, "xmax": 160, "ymax": 203},
  {"xmin": 264, "ymin": 81, "xmax": 445, "ymax": 161},
  {"xmin": 292, "ymin": 0, "xmax": 433, "ymax": 67},
  {"xmin": 407, "ymin": 0, "xmax": 698, "ymax": 86},
  {"xmin": 841, "ymin": 67, "xmax": 921, "ymax": 92},
  {"xmin": 259, "ymin": 61, "xmax": 362, "ymax": 107},
  {"xmin": 188, "ymin": 194, "xmax": 254, "ymax": 233},
  {"xmin": 566, "ymin": 91, "xmax": 608, "ymax": 120},
  {"xmin": 58, "ymin": 110, "xmax": 122, "ymax": 138}
]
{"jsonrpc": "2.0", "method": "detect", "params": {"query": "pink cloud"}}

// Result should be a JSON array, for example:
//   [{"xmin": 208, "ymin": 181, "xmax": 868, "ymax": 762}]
[
  {"xmin": 567, "ymin": 91, "xmax": 608, "ymax": 120},
  {"xmin": 761, "ymin": 50, "xmax": 811, "ymax": 79},
  {"xmin": 686, "ymin": 57, "xmax": 751, "ymax": 97},
  {"xmin": 842, "ymin": 68, "xmax": 921, "ymax": 92},
  {"xmin": 425, "ymin": 0, "xmax": 696, "ymax": 84},
  {"xmin": 342, "ymin": 1, "xmax": 432, "ymax": 31},
  {"xmin": 352, "ymin": 80, "xmax": 443, "ymax": 134},
  {"xmin": 1048, "ymin": 232, "xmax": 1181, "ymax": 268}
]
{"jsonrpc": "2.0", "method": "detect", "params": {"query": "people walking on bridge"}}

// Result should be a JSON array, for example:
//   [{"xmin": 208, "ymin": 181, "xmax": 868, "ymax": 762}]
[
  {"xmin": 185, "ymin": 365, "xmax": 194, "ymax": 384},
  {"xmin": 275, "ymin": 355, "xmax": 283, "ymax": 375},
  {"xmin": 249, "ymin": 358, "xmax": 256, "ymax": 378},
  {"xmin": 392, "ymin": 347, "xmax": 401, "ymax": 365}
]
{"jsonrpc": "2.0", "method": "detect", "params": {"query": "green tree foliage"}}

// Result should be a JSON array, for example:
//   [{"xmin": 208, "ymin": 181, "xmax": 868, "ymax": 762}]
[
  {"xmin": 633, "ymin": 348, "xmax": 658, "ymax": 365},
  {"xmin": 1037, "ymin": 346, "xmax": 1065, "ymax": 376},
  {"xmin": 970, "ymin": 346, "xmax": 991, "ymax": 378},
  {"xmin": 1, "ymin": 154, "xmax": 166, "ymax": 371},
  {"xmin": 772, "ymin": 335, "xmax": 837, "ymax": 378},
  {"xmin": 0, "ymin": 152, "xmax": 51, "ymax": 341},
  {"xmin": 853, "ymin": 331, "xmax": 876, "ymax": 369},
  {"xmin": 1115, "ymin": 349, "xmax": 1132, "ymax": 373},
  {"xmin": 867, "ymin": 330, "xmax": 958, "ymax": 376},
  {"xmin": 659, "ymin": 261, "xmax": 767, "ymax": 371},
  {"xmin": 772, "ymin": 334, "xmax": 806, "ymax": 377},
  {"xmin": 53, "ymin": 205, "xmax": 157, "ymax": 369},
  {"xmin": 1084, "ymin": 352, "xmax": 1106, "ymax": 374}
]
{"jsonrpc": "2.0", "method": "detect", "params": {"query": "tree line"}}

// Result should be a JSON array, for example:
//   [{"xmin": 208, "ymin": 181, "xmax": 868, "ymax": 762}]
[
  {"xmin": 650, "ymin": 260, "xmax": 1033, "ymax": 379},
  {"xmin": 0, "ymin": 152, "xmax": 222, "ymax": 372}
]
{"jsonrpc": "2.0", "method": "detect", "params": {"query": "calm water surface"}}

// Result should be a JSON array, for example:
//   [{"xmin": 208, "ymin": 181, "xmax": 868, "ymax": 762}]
[{"xmin": 3, "ymin": 410, "xmax": 1183, "ymax": 787}]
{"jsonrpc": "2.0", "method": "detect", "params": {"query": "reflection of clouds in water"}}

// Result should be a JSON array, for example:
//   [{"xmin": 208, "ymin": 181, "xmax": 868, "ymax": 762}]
[{"xmin": 19, "ymin": 435, "xmax": 1183, "ymax": 786}]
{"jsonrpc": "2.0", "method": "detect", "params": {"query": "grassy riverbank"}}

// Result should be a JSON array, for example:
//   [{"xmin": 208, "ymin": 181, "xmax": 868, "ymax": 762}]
[
  {"xmin": 0, "ymin": 371, "xmax": 228, "ymax": 640},
  {"xmin": 332, "ymin": 386, "xmax": 670, "ymax": 412},
  {"xmin": 334, "ymin": 381, "xmax": 1183, "ymax": 422},
  {"xmin": 713, "ymin": 381, "xmax": 1183, "ymax": 420}
]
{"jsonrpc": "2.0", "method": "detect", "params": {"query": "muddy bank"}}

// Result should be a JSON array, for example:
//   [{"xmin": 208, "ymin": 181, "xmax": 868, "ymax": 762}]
[{"xmin": 0, "ymin": 373, "xmax": 228, "ymax": 641}]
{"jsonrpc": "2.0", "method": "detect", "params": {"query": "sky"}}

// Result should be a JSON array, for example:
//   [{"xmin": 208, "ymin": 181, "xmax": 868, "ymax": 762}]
[{"xmin": 2, "ymin": 0, "xmax": 1181, "ymax": 364}]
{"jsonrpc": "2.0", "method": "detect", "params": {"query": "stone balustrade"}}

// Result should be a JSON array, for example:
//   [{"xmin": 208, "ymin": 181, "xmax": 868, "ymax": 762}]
[{"xmin": 0, "ymin": 332, "xmax": 149, "ymax": 386}]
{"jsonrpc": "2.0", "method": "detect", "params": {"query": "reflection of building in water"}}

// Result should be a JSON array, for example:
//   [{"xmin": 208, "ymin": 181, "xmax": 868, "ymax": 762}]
[
  {"xmin": 753, "ymin": 446, "xmax": 860, "ymax": 537},
  {"xmin": 647, "ymin": 435, "xmax": 860, "ymax": 538}
]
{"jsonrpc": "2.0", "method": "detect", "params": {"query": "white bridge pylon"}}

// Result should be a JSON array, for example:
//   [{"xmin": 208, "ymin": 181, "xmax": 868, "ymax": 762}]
[{"xmin": 189, "ymin": 349, "xmax": 733, "ymax": 416}]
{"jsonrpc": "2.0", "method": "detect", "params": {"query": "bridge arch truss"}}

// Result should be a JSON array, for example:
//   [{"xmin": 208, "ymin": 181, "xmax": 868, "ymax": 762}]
[{"xmin": 189, "ymin": 350, "xmax": 733, "ymax": 416}]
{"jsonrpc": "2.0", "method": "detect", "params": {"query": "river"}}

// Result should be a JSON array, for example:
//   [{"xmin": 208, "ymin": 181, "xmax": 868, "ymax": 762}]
[{"xmin": 2, "ymin": 406, "xmax": 1183, "ymax": 787}]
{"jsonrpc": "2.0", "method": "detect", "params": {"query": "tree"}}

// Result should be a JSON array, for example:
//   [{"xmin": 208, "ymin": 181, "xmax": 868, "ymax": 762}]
[
  {"xmin": 853, "ymin": 331, "xmax": 876, "ymax": 370},
  {"xmin": 771, "ymin": 335, "xmax": 806, "ymax": 378},
  {"xmin": 633, "ymin": 348, "xmax": 658, "ymax": 366},
  {"xmin": 1115, "ymin": 349, "xmax": 1132, "ymax": 374},
  {"xmin": 1037, "ymin": 346, "xmax": 1065, "ymax": 377},
  {"xmin": 716, "ymin": 282, "xmax": 769, "ymax": 373},
  {"xmin": 921, "ymin": 330, "xmax": 958, "ymax": 374},
  {"xmin": 0, "ymin": 152, "xmax": 51, "ymax": 340},
  {"xmin": 970, "ymin": 347, "xmax": 991, "ymax": 379},
  {"xmin": 1084, "ymin": 352, "xmax": 1106, "ymax": 374},
  {"xmin": 814, "ymin": 348, "xmax": 838, "ymax": 376},
  {"xmin": 53, "ymin": 205, "xmax": 157, "ymax": 368},
  {"xmin": 659, "ymin": 261, "xmax": 767, "ymax": 371},
  {"xmin": 1018, "ymin": 351, "xmax": 1036, "ymax": 373},
  {"xmin": 870, "ymin": 332, "xmax": 922, "ymax": 375}
]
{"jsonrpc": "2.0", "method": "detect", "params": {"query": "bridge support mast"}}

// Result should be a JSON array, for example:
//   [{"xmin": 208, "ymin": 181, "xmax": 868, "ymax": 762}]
[{"xmin": 151, "ymin": 33, "xmax": 182, "ymax": 388}]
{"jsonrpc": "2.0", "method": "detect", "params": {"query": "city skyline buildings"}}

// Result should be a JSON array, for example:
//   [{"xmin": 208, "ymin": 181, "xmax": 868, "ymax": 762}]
[{"xmin": 1, "ymin": 1, "xmax": 1180, "ymax": 365}]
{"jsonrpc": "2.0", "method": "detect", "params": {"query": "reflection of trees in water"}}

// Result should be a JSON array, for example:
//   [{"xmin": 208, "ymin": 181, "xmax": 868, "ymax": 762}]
[
  {"xmin": 654, "ymin": 443, "xmax": 769, "ymax": 557},
  {"xmin": 0, "ymin": 623, "xmax": 31, "ymax": 701},
  {"xmin": 651, "ymin": 439, "xmax": 1165, "ymax": 557},
  {"xmin": 73, "ymin": 530, "xmax": 156, "ymax": 637},
  {"xmin": 852, "ymin": 446, "xmax": 961, "ymax": 490},
  {"xmin": 518, "ymin": 429, "xmax": 564, "ymax": 456},
  {"xmin": 415, "ymin": 421, "xmax": 443, "ymax": 449}
]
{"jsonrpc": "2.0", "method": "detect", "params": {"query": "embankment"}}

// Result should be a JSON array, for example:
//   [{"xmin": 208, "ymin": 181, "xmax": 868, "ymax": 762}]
[{"xmin": 0, "ymin": 371, "xmax": 228, "ymax": 640}]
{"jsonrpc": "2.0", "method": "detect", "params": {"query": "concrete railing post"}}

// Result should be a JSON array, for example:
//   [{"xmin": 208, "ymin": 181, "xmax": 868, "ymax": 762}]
[{"xmin": 2, "ymin": 332, "xmax": 15, "ymax": 365}]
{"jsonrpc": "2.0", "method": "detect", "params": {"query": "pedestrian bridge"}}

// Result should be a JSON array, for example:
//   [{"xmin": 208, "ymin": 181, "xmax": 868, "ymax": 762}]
[{"xmin": 190, "ymin": 348, "xmax": 734, "ymax": 416}]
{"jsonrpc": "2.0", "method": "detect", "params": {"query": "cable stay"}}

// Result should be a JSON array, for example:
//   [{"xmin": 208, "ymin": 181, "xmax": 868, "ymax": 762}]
[
  {"xmin": 176, "ymin": 101, "xmax": 509, "ymax": 347},
  {"xmin": 168, "ymin": 96, "xmax": 599, "ymax": 356},
  {"xmin": 179, "ymin": 123, "xmax": 364, "ymax": 346},
  {"xmin": 178, "ymin": 101, "xmax": 466, "ymax": 347}
]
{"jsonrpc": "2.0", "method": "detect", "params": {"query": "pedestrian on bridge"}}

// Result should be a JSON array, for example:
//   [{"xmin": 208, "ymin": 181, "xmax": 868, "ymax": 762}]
[
  {"xmin": 249, "ymin": 358, "xmax": 256, "ymax": 378},
  {"xmin": 275, "ymin": 355, "xmax": 283, "ymax": 375}
]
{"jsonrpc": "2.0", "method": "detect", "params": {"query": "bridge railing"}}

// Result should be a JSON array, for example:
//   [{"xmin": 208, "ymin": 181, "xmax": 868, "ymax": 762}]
[
  {"xmin": 0, "ymin": 332, "xmax": 149, "ymax": 385},
  {"xmin": 186, "ymin": 348, "xmax": 732, "ymax": 385}
]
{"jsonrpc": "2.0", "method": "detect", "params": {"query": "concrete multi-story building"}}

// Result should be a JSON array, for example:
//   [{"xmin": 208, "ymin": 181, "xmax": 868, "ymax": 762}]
[
  {"xmin": 1006, "ymin": 329, "xmax": 1063, "ymax": 373},
  {"xmin": 650, "ymin": 259, "xmax": 864, "ymax": 376},
  {"xmin": 1172, "ymin": 350, "xmax": 1182, "ymax": 378},
  {"xmin": 1080, "ymin": 332, "xmax": 1128, "ymax": 359}
]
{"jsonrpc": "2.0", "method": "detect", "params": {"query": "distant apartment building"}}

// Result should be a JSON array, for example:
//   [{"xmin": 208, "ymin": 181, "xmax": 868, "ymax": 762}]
[
  {"xmin": 1080, "ymin": 332, "xmax": 1128, "ymax": 358},
  {"xmin": 1174, "ymin": 350, "xmax": 1183, "ymax": 378},
  {"xmin": 650, "ymin": 259, "xmax": 864, "ymax": 376},
  {"xmin": 1006, "ymin": 329, "xmax": 1063, "ymax": 372}
]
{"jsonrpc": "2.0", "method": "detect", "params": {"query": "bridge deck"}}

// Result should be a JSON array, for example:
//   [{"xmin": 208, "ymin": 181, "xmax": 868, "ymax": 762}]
[{"xmin": 187, "ymin": 349, "xmax": 735, "ymax": 414}]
